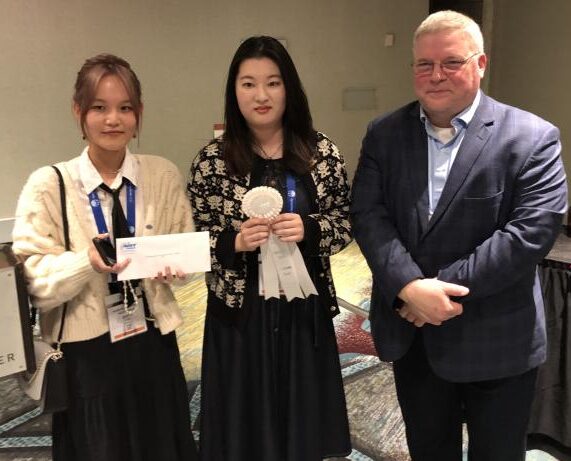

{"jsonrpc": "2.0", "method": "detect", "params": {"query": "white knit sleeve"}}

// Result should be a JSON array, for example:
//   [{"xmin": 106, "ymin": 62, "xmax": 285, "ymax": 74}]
[{"xmin": 12, "ymin": 167, "xmax": 95, "ymax": 311}]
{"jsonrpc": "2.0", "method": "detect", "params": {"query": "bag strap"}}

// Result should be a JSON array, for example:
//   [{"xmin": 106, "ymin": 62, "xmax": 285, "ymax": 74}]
[
  {"xmin": 30, "ymin": 166, "xmax": 70, "ymax": 349},
  {"xmin": 52, "ymin": 166, "xmax": 71, "ymax": 252},
  {"xmin": 51, "ymin": 166, "xmax": 70, "ymax": 348}
]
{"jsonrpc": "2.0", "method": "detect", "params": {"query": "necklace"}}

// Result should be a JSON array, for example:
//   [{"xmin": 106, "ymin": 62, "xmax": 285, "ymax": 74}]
[{"xmin": 256, "ymin": 143, "xmax": 283, "ymax": 160}]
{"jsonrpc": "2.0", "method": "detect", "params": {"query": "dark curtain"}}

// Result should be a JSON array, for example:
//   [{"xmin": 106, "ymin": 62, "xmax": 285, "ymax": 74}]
[{"xmin": 528, "ymin": 262, "xmax": 571, "ymax": 460}]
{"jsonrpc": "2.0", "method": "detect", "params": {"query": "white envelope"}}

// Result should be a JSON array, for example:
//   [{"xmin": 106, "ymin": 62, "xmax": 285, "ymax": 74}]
[{"xmin": 116, "ymin": 232, "xmax": 211, "ymax": 281}]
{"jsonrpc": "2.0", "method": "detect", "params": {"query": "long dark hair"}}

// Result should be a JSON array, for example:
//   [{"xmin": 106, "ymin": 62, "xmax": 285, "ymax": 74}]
[{"xmin": 223, "ymin": 36, "xmax": 316, "ymax": 176}]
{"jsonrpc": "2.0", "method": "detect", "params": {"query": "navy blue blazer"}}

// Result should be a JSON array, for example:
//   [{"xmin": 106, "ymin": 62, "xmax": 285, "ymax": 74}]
[{"xmin": 351, "ymin": 93, "xmax": 568, "ymax": 382}]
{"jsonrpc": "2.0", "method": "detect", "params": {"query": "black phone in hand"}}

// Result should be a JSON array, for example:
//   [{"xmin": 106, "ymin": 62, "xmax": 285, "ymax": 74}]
[{"xmin": 92, "ymin": 237, "xmax": 116, "ymax": 266}]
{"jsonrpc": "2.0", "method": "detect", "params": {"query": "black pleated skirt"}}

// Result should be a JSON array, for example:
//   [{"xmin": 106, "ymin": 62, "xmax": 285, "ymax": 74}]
[
  {"xmin": 199, "ymin": 285, "xmax": 352, "ymax": 461},
  {"xmin": 52, "ymin": 321, "xmax": 198, "ymax": 461}
]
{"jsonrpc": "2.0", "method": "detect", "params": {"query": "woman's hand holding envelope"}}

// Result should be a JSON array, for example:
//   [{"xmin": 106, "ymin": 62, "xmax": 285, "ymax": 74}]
[{"xmin": 154, "ymin": 266, "xmax": 187, "ymax": 284}]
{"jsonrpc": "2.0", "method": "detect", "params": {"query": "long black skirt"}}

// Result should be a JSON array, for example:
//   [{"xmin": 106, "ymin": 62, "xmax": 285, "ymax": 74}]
[
  {"xmin": 199, "ymin": 290, "xmax": 352, "ymax": 461},
  {"xmin": 52, "ymin": 322, "xmax": 198, "ymax": 461}
]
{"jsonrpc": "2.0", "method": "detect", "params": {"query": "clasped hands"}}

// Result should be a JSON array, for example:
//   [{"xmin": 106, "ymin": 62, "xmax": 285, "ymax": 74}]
[
  {"xmin": 235, "ymin": 214, "xmax": 304, "ymax": 252},
  {"xmin": 397, "ymin": 278, "xmax": 469, "ymax": 327},
  {"xmin": 88, "ymin": 233, "xmax": 186, "ymax": 284}
]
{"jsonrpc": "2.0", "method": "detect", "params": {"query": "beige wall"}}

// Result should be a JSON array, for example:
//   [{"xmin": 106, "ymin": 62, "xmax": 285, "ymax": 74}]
[
  {"xmin": 4, "ymin": 0, "xmax": 569, "ymax": 225},
  {"xmin": 488, "ymin": 0, "xmax": 571, "ymax": 191},
  {"xmin": 0, "ymin": 0, "xmax": 428, "ymax": 221}
]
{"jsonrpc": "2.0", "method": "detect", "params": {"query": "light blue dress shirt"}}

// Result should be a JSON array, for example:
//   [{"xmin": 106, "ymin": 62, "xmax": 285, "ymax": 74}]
[{"xmin": 420, "ymin": 90, "xmax": 481, "ymax": 218}]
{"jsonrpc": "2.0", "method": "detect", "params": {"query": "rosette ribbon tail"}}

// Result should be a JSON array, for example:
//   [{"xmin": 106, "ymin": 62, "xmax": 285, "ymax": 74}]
[
  {"xmin": 260, "ymin": 241, "xmax": 281, "ymax": 299},
  {"xmin": 287, "ymin": 240, "xmax": 318, "ymax": 298},
  {"xmin": 265, "ymin": 234, "xmax": 317, "ymax": 301}
]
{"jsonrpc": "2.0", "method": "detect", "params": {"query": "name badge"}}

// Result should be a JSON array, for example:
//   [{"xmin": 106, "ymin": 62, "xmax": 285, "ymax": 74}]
[{"xmin": 105, "ymin": 289, "xmax": 147, "ymax": 343}]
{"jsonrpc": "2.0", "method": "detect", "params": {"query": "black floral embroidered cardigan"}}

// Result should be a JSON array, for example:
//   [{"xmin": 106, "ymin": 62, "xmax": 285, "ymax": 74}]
[{"xmin": 187, "ymin": 132, "xmax": 352, "ymax": 318}]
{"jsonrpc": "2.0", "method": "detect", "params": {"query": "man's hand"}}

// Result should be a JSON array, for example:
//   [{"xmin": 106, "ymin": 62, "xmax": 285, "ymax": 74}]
[
  {"xmin": 398, "ymin": 303, "xmax": 427, "ymax": 327},
  {"xmin": 398, "ymin": 278, "xmax": 468, "ymax": 325}
]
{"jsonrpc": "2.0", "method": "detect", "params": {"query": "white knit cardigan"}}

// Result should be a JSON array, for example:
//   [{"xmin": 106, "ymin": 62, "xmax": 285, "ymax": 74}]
[{"xmin": 12, "ymin": 154, "xmax": 194, "ymax": 344}]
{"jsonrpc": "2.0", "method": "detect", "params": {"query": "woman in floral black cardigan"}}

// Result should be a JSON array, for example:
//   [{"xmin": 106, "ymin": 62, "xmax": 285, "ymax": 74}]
[{"xmin": 187, "ymin": 36, "xmax": 352, "ymax": 461}]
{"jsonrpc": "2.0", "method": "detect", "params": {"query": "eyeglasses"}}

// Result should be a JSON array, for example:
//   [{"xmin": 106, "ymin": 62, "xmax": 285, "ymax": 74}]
[{"xmin": 412, "ymin": 52, "xmax": 481, "ymax": 76}]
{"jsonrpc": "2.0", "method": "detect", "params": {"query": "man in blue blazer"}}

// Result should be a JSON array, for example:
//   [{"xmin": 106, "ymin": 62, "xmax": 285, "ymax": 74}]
[{"xmin": 351, "ymin": 10, "xmax": 567, "ymax": 461}]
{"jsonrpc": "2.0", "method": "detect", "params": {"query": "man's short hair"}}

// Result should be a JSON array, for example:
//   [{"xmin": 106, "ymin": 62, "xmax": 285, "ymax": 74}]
[{"xmin": 414, "ymin": 10, "xmax": 484, "ymax": 53}]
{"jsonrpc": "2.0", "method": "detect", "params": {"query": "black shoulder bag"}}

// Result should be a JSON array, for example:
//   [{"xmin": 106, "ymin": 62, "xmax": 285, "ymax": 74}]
[{"xmin": 19, "ymin": 165, "xmax": 70, "ymax": 414}]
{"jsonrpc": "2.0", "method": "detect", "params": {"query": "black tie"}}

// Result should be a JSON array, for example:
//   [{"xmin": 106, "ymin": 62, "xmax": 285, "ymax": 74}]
[
  {"xmin": 99, "ymin": 179, "xmax": 139, "ymax": 302},
  {"xmin": 99, "ymin": 179, "xmax": 132, "ymax": 244}
]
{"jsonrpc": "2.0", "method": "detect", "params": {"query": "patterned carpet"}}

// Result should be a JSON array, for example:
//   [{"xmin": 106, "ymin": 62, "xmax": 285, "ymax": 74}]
[{"xmin": 0, "ymin": 242, "xmax": 564, "ymax": 460}]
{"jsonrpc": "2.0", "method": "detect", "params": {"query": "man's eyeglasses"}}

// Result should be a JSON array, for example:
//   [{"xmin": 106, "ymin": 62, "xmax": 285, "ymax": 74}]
[{"xmin": 412, "ymin": 52, "xmax": 480, "ymax": 76}]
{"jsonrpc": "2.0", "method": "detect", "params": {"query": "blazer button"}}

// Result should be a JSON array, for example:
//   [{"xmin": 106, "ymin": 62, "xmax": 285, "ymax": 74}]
[
  {"xmin": 330, "ymin": 306, "xmax": 336, "ymax": 312},
  {"xmin": 319, "ymin": 272, "xmax": 325, "ymax": 277}
]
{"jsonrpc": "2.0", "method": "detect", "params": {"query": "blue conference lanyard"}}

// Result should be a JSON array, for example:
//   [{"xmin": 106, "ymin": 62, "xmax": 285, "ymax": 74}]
[
  {"xmin": 88, "ymin": 181, "xmax": 136, "ymax": 236},
  {"xmin": 285, "ymin": 173, "xmax": 296, "ymax": 213}
]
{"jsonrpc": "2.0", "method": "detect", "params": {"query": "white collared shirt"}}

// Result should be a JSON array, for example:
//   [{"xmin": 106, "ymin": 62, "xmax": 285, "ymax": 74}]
[
  {"xmin": 420, "ymin": 90, "xmax": 482, "ymax": 218},
  {"xmin": 66, "ymin": 146, "xmax": 143, "ymax": 238}
]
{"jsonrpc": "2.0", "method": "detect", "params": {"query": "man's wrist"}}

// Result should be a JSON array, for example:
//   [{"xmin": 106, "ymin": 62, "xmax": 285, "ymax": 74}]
[{"xmin": 398, "ymin": 278, "xmax": 421, "ymax": 303}]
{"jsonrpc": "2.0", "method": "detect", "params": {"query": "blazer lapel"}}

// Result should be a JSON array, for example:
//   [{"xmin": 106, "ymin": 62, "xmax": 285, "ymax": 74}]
[
  {"xmin": 406, "ymin": 104, "xmax": 430, "ymax": 234},
  {"xmin": 423, "ymin": 94, "xmax": 495, "ymax": 235}
]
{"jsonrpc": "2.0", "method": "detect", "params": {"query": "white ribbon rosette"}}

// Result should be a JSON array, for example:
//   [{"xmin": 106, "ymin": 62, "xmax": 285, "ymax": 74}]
[{"xmin": 242, "ymin": 186, "xmax": 318, "ymax": 301}]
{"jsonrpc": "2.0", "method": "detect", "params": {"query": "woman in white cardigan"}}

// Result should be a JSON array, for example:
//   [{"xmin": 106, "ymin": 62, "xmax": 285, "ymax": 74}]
[{"xmin": 12, "ymin": 54, "xmax": 198, "ymax": 461}]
